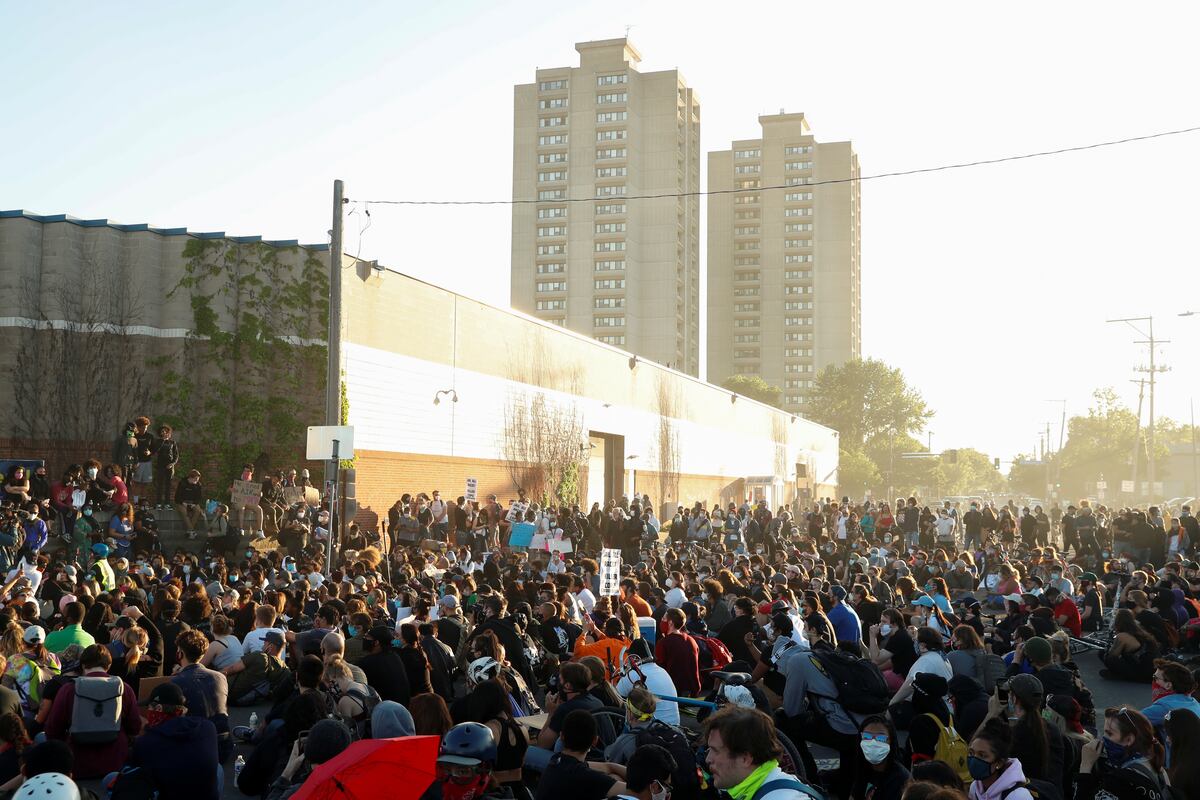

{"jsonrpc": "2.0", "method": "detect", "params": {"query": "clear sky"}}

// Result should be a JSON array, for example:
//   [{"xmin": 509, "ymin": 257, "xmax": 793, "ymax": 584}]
[{"xmin": 3, "ymin": 1, "xmax": 1199, "ymax": 469}]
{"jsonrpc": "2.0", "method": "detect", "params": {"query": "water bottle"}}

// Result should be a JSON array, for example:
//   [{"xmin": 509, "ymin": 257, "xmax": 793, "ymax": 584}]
[
  {"xmin": 249, "ymin": 712, "xmax": 259, "ymax": 728},
  {"xmin": 234, "ymin": 755, "xmax": 245, "ymax": 779}
]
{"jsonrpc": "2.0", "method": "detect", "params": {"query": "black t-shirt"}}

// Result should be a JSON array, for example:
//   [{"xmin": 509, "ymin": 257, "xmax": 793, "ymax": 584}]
[
  {"xmin": 883, "ymin": 628, "xmax": 917, "ymax": 676},
  {"xmin": 534, "ymin": 753, "xmax": 615, "ymax": 800},
  {"xmin": 547, "ymin": 691, "xmax": 602, "ymax": 734},
  {"xmin": 1081, "ymin": 589, "xmax": 1103, "ymax": 632},
  {"xmin": 357, "ymin": 649, "xmax": 412, "ymax": 706}
]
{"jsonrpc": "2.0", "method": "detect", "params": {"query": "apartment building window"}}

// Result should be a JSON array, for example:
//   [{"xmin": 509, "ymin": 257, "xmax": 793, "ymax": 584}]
[
  {"xmin": 785, "ymin": 316, "xmax": 812, "ymax": 326},
  {"xmin": 785, "ymin": 192, "xmax": 814, "ymax": 201},
  {"xmin": 538, "ymin": 171, "xmax": 566, "ymax": 182},
  {"xmin": 785, "ymin": 239, "xmax": 813, "ymax": 249},
  {"xmin": 536, "ymin": 244, "xmax": 565, "ymax": 255},
  {"xmin": 734, "ymin": 226, "xmax": 760, "ymax": 236},
  {"xmin": 538, "ymin": 79, "xmax": 568, "ymax": 91},
  {"xmin": 785, "ymin": 348, "xmax": 814, "ymax": 358},
  {"xmin": 596, "ymin": 334, "xmax": 626, "ymax": 345},
  {"xmin": 784, "ymin": 207, "xmax": 813, "ymax": 217},
  {"xmin": 595, "ymin": 203, "xmax": 626, "ymax": 215},
  {"xmin": 785, "ymin": 222, "xmax": 813, "ymax": 232},
  {"xmin": 537, "ymin": 262, "xmax": 565, "ymax": 274},
  {"xmin": 784, "ymin": 363, "xmax": 815, "ymax": 374},
  {"xmin": 734, "ymin": 210, "xmax": 760, "ymax": 221},
  {"xmin": 537, "ymin": 207, "xmax": 566, "ymax": 219},
  {"xmin": 538, "ymin": 152, "xmax": 567, "ymax": 164},
  {"xmin": 784, "ymin": 301, "xmax": 814, "ymax": 310},
  {"xmin": 594, "ymin": 278, "xmax": 625, "ymax": 290},
  {"xmin": 596, "ymin": 111, "xmax": 627, "ymax": 123},
  {"xmin": 740, "ymin": 364, "xmax": 761, "ymax": 374},
  {"xmin": 593, "ymin": 297, "xmax": 625, "ymax": 310},
  {"xmin": 735, "ymin": 179, "xmax": 760, "ymax": 190},
  {"xmin": 597, "ymin": 73, "xmax": 628, "ymax": 86},
  {"xmin": 734, "ymin": 270, "xmax": 760, "ymax": 282},
  {"xmin": 785, "ymin": 394, "xmax": 803, "ymax": 404},
  {"xmin": 734, "ymin": 194, "xmax": 760, "ymax": 205},
  {"xmin": 538, "ymin": 189, "xmax": 565, "ymax": 200},
  {"xmin": 539, "ymin": 116, "xmax": 566, "ymax": 128},
  {"xmin": 597, "ymin": 129, "xmax": 627, "ymax": 141},
  {"xmin": 783, "ymin": 145, "xmax": 813, "ymax": 155},
  {"xmin": 538, "ymin": 98, "xmax": 567, "ymax": 110},
  {"xmin": 784, "ymin": 269, "xmax": 812, "ymax": 280},
  {"xmin": 538, "ymin": 134, "xmax": 568, "ymax": 146},
  {"xmin": 734, "ymin": 164, "xmax": 761, "ymax": 174},
  {"xmin": 595, "ymin": 222, "xmax": 625, "ymax": 234},
  {"xmin": 734, "ymin": 333, "xmax": 760, "ymax": 343},
  {"xmin": 785, "ymin": 254, "xmax": 814, "ymax": 263},
  {"xmin": 784, "ymin": 332, "xmax": 814, "ymax": 342},
  {"xmin": 734, "ymin": 241, "xmax": 760, "ymax": 251},
  {"xmin": 733, "ymin": 286, "xmax": 760, "ymax": 297},
  {"xmin": 596, "ymin": 92, "xmax": 627, "ymax": 104},
  {"xmin": 784, "ymin": 285, "xmax": 812, "ymax": 295},
  {"xmin": 734, "ymin": 148, "xmax": 762, "ymax": 159},
  {"xmin": 538, "ymin": 225, "xmax": 566, "ymax": 237},
  {"xmin": 785, "ymin": 176, "xmax": 813, "ymax": 186},
  {"xmin": 734, "ymin": 257, "xmax": 759, "ymax": 266},
  {"xmin": 734, "ymin": 318, "xmax": 759, "ymax": 328},
  {"xmin": 734, "ymin": 302, "xmax": 760, "ymax": 313},
  {"xmin": 596, "ymin": 185, "xmax": 626, "ymax": 197},
  {"xmin": 594, "ymin": 316, "xmax": 625, "ymax": 327},
  {"xmin": 545, "ymin": 317, "xmax": 566, "ymax": 326},
  {"xmin": 785, "ymin": 160, "xmax": 813, "ymax": 171},
  {"xmin": 595, "ymin": 166, "xmax": 627, "ymax": 178},
  {"xmin": 595, "ymin": 241, "xmax": 625, "ymax": 252},
  {"xmin": 596, "ymin": 147, "xmax": 626, "ymax": 160},
  {"xmin": 734, "ymin": 348, "xmax": 760, "ymax": 359},
  {"xmin": 594, "ymin": 259, "xmax": 625, "ymax": 272},
  {"xmin": 536, "ymin": 281, "xmax": 567, "ymax": 292},
  {"xmin": 536, "ymin": 299, "xmax": 566, "ymax": 310}
]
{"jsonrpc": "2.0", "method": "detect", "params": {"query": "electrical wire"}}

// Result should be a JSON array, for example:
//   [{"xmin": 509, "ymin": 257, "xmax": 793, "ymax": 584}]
[{"xmin": 351, "ymin": 124, "xmax": 1200, "ymax": 207}]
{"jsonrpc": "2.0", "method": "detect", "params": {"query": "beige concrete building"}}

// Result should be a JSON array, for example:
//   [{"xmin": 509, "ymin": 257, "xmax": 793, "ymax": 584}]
[
  {"xmin": 707, "ymin": 113, "xmax": 861, "ymax": 412},
  {"xmin": 511, "ymin": 38, "xmax": 701, "ymax": 376}
]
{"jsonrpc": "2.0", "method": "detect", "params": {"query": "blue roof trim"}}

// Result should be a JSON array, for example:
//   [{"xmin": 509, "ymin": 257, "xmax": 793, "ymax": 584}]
[{"xmin": 0, "ymin": 209, "xmax": 329, "ymax": 252}]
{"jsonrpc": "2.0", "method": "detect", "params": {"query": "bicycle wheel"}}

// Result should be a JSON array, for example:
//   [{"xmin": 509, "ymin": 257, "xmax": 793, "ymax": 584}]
[
  {"xmin": 773, "ymin": 730, "xmax": 809, "ymax": 782},
  {"xmin": 590, "ymin": 709, "xmax": 627, "ymax": 749}
]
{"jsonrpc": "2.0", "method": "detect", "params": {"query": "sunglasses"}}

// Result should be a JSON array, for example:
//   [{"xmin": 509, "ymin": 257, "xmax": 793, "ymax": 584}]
[{"xmin": 861, "ymin": 732, "xmax": 890, "ymax": 743}]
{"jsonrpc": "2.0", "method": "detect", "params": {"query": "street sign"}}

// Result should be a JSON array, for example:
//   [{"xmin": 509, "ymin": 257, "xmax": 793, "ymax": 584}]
[
  {"xmin": 465, "ymin": 477, "xmax": 478, "ymax": 502},
  {"xmin": 306, "ymin": 425, "xmax": 355, "ymax": 460}
]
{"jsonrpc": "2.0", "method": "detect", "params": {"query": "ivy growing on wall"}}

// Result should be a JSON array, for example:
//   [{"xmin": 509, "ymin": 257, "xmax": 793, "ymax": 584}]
[{"xmin": 152, "ymin": 239, "xmax": 329, "ymax": 484}]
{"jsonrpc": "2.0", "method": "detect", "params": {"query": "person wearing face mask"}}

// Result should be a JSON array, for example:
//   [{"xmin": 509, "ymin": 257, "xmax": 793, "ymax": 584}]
[
  {"xmin": 868, "ymin": 608, "xmax": 916, "ymax": 692},
  {"xmin": 966, "ymin": 718, "xmax": 1035, "ymax": 800},
  {"xmin": 122, "ymin": 681, "xmax": 219, "ymax": 800},
  {"xmin": 851, "ymin": 714, "xmax": 909, "ymax": 800},
  {"xmin": 173, "ymin": 470, "xmax": 207, "ymax": 539},
  {"xmin": 1140, "ymin": 659, "xmax": 1200, "ymax": 732},
  {"xmin": 1077, "ymin": 706, "xmax": 1164, "ymax": 800}
]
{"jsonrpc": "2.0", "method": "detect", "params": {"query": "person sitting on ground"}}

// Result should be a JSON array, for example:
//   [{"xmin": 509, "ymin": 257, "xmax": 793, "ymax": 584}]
[
  {"xmin": 1141, "ymin": 658, "xmax": 1200, "ymax": 731},
  {"xmin": 323, "ymin": 657, "xmax": 379, "ymax": 737},
  {"xmin": 169, "ymin": 629, "xmax": 232, "ymax": 763},
  {"xmin": 603, "ymin": 686, "xmax": 662, "ymax": 765},
  {"xmin": 264, "ymin": 718, "xmax": 353, "ymax": 800},
  {"xmin": 121, "ymin": 681, "xmax": 218, "ymax": 800},
  {"xmin": 966, "ymin": 718, "xmax": 1035, "ymax": 800},
  {"xmin": 356, "ymin": 626, "xmax": 411, "ymax": 705},
  {"xmin": 43, "ymin": 644, "xmax": 141, "ymax": 779},
  {"xmin": 1102, "ymin": 609, "xmax": 1160, "ymax": 682},
  {"xmin": 852, "ymin": 713, "xmax": 910, "ymax": 800},
  {"xmin": 1076, "ymin": 706, "xmax": 1164, "ymax": 800},
  {"xmin": 320, "ymin": 632, "xmax": 368, "ymax": 685},
  {"xmin": 704, "ymin": 705, "xmax": 822, "ymax": 799},
  {"xmin": 619, "ymin": 743, "xmax": 678, "ymax": 800},
  {"xmin": 614, "ymin": 638, "xmax": 680, "ymax": 726},
  {"xmin": 223, "ymin": 629, "xmax": 292, "ymax": 707},
  {"xmin": 534, "ymin": 709, "xmax": 626, "ymax": 800}
]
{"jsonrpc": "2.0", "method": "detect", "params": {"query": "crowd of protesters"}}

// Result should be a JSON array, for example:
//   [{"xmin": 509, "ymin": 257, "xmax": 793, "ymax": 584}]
[{"xmin": 2, "ymin": 420, "xmax": 1200, "ymax": 799}]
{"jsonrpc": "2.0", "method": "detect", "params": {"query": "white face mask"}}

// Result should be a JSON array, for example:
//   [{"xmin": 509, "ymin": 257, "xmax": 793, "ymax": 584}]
[
  {"xmin": 651, "ymin": 780, "xmax": 671, "ymax": 800},
  {"xmin": 665, "ymin": 578, "xmax": 675, "ymax": 588},
  {"xmin": 861, "ymin": 739, "xmax": 890, "ymax": 764},
  {"xmin": 86, "ymin": 467, "xmax": 98, "ymax": 479},
  {"xmin": 880, "ymin": 624, "xmax": 893, "ymax": 637}
]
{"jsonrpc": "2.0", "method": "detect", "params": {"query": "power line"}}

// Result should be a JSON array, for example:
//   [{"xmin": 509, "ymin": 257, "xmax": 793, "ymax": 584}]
[{"xmin": 351, "ymin": 124, "xmax": 1200, "ymax": 207}]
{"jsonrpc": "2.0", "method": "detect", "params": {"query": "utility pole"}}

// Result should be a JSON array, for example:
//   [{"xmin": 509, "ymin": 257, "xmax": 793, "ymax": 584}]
[
  {"xmin": 324, "ymin": 180, "xmax": 345, "ymax": 567},
  {"xmin": 1129, "ymin": 378, "xmax": 1145, "ymax": 502},
  {"xmin": 1192, "ymin": 398, "xmax": 1199, "ymax": 501},
  {"xmin": 1107, "ymin": 315, "xmax": 1169, "ymax": 502}
]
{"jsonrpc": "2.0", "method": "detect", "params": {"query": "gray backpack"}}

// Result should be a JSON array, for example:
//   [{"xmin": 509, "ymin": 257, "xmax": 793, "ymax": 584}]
[{"xmin": 70, "ymin": 675, "xmax": 123, "ymax": 744}]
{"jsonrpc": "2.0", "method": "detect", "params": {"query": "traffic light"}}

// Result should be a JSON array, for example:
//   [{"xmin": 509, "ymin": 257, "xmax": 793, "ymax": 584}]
[{"xmin": 993, "ymin": 457, "xmax": 1001, "ymax": 469}]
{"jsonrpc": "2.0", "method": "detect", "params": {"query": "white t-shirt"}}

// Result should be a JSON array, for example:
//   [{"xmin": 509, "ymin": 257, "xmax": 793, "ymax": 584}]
[
  {"xmin": 242, "ymin": 626, "xmax": 286, "ymax": 654},
  {"xmin": 664, "ymin": 586, "xmax": 688, "ymax": 609},
  {"xmin": 616, "ymin": 662, "xmax": 680, "ymax": 726},
  {"xmin": 576, "ymin": 588, "xmax": 596, "ymax": 615},
  {"xmin": 429, "ymin": 499, "xmax": 448, "ymax": 522}
]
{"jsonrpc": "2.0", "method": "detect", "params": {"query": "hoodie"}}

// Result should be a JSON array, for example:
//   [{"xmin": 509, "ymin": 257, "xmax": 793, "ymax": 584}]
[
  {"xmin": 968, "ymin": 758, "xmax": 1034, "ymax": 800},
  {"xmin": 128, "ymin": 714, "xmax": 219, "ymax": 800},
  {"xmin": 371, "ymin": 700, "xmax": 416, "ymax": 738},
  {"xmin": 947, "ymin": 675, "xmax": 989, "ymax": 741}
]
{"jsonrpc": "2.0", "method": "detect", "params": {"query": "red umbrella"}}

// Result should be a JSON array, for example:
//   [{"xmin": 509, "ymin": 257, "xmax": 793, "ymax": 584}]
[{"xmin": 290, "ymin": 735, "xmax": 440, "ymax": 800}]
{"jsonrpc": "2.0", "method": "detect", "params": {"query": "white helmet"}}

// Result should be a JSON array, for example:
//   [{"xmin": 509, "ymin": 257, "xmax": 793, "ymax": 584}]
[
  {"xmin": 15, "ymin": 773, "xmax": 81, "ymax": 800},
  {"xmin": 719, "ymin": 684, "xmax": 755, "ymax": 709},
  {"xmin": 467, "ymin": 656, "xmax": 501, "ymax": 686}
]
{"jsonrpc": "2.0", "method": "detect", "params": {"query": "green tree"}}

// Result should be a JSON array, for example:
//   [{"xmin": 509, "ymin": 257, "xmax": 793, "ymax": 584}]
[
  {"xmin": 721, "ymin": 374, "xmax": 783, "ymax": 409},
  {"xmin": 937, "ymin": 448, "xmax": 1007, "ymax": 496},
  {"xmin": 838, "ymin": 447, "xmax": 881, "ymax": 497},
  {"xmin": 807, "ymin": 358, "xmax": 933, "ymax": 451}
]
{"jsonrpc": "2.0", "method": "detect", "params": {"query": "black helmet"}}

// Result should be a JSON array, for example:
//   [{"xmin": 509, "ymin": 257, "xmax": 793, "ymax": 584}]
[{"xmin": 439, "ymin": 722, "xmax": 496, "ymax": 768}]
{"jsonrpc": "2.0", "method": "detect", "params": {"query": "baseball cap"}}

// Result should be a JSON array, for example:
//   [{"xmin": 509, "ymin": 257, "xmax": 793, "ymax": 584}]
[
  {"xmin": 23, "ymin": 626, "xmax": 45, "ymax": 644},
  {"xmin": 830, "ymin": 585, "xmax": 847, "ymax": 601},
  {"xmin": 440, "ymin": 594, "xmax": 459, "ymax": 609},
  {"xmin": 1078, "ymin": 572, "xmax": 1098, "ymax": 583},
  {"xmin": 146, "ymin": 682, "xmax": 187, "ymax": 707},
  {"xmin": 353, "ymin": 575, "xmax": 367, "ymax": 588},
  {"xmin": 757, "ymin": 601, "xmax": 773, "ymax": 616},
  {"xmin": 1023, "ymin": 636, "xmax": 1052, "ymax": 665},
  {"xmin": 263, "ymin": 630, "xmax": 286, "ymax": 648},
  {"xmin": 1003, "ymin": 593, "xmax": 1024, "ymax": 604},
  {"xmin": 365, "ymin": 626, "xmax": 395, "ymax": 647},
  {"xmin": 912, "ymin": 595, "xmax": 935, "ymax": 608},
  {"xmin": 1009, "ymin": 673, "xmax": 1044, "ymax": 703}
]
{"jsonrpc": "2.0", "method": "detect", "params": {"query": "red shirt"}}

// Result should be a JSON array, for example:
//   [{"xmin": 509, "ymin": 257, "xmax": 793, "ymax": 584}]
[
  {"xmin": 654, "ymin": 630, "xmax": 700, "ymax": 696},
  {"xmin": 1054, "ymin": 597, "xmax": 1082, "ymax": 637}
]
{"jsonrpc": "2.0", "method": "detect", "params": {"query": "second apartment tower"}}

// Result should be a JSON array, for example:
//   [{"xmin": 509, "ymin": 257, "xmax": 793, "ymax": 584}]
[
  {"xmin": 707, "ymin": 113, "xmax": 861, "ymax": 413},
  {"xmin": 511, "ymin": 38, "xmax": 701, "ymax": 375}
]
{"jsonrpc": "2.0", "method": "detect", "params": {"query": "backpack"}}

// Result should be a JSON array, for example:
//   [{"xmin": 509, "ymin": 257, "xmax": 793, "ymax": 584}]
[
  {"xmin": 808, "ymin": 648, "xmax": 889, "ymax": 713},
  {"xmin": 343, "ymin": 684, "xmax": 382, "ymax": 739},
  {"xmin": 999, "ymin": 778, "xmax": 1064, "ymax": 800},
  {"xmin": 693, "ymin": 634, "xmax": 733, "ymax": 671},
  {"xmin": 70, "ymin": 675, "xmax": 124, "ymax": 744},
  {"xmin": 974, "ymin": 650, "xmax": 1008, "ymax": 692},
  {"xmin": 922, "ymin": 713, "xmax": 971, "ymax": 784},
  {"xmin": 750, "ymin": 777, "xmax": 825, "ymax": 800},
  {"xmin": 108, "ymin": 765, "xmax": 158, "ymax": 800},
  {"xmin": 636, "ymin": 720, "xmax": 702, "ymax": 800}
]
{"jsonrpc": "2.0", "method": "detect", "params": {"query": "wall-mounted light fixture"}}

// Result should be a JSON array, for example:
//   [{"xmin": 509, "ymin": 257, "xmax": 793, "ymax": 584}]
[
  {"xmin": 433, "ymin": 389, "xmax": 459, "ymax": 406},
  {"xmin": 628, "ymin": 355, "xmax": 638, "ymax": 370},
  {"xmin": 730, "ymin": 393, "xmax": 738, "ymax": 404}
]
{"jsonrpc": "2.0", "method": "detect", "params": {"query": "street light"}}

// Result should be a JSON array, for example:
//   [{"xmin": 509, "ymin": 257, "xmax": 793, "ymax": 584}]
[
  {"xmin": 1181, "ymin": 311, "xmax": 1197, "ymax": 317},
  {"xmin": 433, "ymin": 389, "xmax": 459, "ymax": 405}
]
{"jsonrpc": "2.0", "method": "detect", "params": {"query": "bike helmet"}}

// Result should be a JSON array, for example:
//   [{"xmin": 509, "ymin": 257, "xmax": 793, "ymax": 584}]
[
  {"xmin": 15, "ymin": 773, "xmax": 81, "ymax": 800},
  {"xmin": 466, "ymin": 656, "xmax": 500, "ymax": 686},
  {"xmin": 92, "ymin": 542, "xmax": 109, "ymax": 557},
  {"xmin": 439, "ymin": 721, "xmax": 497, "ymax": 767}
]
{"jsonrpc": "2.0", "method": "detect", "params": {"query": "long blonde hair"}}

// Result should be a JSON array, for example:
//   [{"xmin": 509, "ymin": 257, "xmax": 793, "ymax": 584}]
[{"xmin": 0, "ymin": 624, "xmax": 23, "ymax": 659}]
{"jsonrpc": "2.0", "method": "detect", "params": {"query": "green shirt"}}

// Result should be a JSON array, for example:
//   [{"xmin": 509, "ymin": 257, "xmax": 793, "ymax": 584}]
[{"xmin": 43, "ymin": 623, "xmax": 95, "ymax": 655}]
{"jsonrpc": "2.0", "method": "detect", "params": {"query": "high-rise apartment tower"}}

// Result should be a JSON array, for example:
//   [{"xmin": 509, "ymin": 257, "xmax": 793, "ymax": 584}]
[
  {"xmin": 707, "ymin": 112, "xmax": 860, "ymax": 411},
  {"xmin": 512, "ymin": 38, "xmax": 701, "ymax": 375}
]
